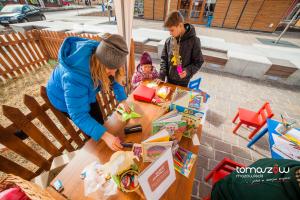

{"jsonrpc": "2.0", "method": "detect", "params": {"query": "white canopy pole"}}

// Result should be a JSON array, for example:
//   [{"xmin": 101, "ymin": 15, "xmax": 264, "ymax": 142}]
[{"xmin": 114, "ymin": 0, "xmax": 134, "ymax": 89}]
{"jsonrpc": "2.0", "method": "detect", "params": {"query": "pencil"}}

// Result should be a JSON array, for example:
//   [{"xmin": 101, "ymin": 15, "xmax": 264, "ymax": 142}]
[
  {"xmin": 176, "ymin": 151, "xmax": 184, "ymax": 163},
  {"xmin": 174, "ymin": 159, "xmax": 183, "ymax": 168}
]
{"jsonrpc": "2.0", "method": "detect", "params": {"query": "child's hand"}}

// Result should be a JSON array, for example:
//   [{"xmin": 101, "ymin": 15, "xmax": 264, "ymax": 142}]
[
  {"xmin": 154, "ymin": 79, "xmax": 162, "ymax": 85},
  {"xmin": 179, "ymin": 71, "xmax": 187, "ymax": 79}
]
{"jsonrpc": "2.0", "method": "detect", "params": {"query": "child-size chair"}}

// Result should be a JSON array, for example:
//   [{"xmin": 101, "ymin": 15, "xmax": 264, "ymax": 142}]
[
  {"xmin": 203, "ymin": 158, "xmax": 244, "ymax": 200},
  {"xmin": 232, "ymin": 102, "xmax": 274, "ymax": 139}
]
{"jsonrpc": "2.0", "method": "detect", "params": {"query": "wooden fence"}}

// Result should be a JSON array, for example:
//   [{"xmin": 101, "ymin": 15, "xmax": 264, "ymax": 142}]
[
  {"xmin": 0, "ymin": 30, "xmax": 136, "ymax": 85},
  {"xmin": 0, "ymin": 86, "xmax": 88, "ymax": 180},
  {"xmin": 0, "ymin": 30, "xmax": 48, "ymax": 82}
]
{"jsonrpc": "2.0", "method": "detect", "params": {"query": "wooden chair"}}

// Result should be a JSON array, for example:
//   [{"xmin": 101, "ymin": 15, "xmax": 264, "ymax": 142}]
[
  {"xmin": 232, "ymin": 102, "xmax": 274, "ymax": 139},
  {"xmin": 204, "ymin": 158, "xmax": 244, "ymax": 200},
  {"xmin": 96, "ymin": 90, "xmax": 119, "ymax": 121},
  {"xmin": 0, "ymin": 86, "xmax": 89, "ymax": 188}
]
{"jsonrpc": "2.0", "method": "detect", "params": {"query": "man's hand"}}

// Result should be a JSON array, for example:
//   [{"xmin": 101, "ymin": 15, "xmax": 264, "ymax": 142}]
[{"xmin": 179, "ymin": 71, "xmax": 187, "ymax": 79}]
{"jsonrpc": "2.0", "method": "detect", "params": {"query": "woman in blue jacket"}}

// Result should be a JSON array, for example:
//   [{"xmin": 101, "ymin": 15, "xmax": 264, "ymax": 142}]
[{"xmin": 46, "ymin": 34, "xmax": 130, "ymax": 151}]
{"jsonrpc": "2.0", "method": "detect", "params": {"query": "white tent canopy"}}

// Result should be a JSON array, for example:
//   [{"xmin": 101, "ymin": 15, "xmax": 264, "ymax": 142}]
[{"xmin": 114, "ymin": 0, "xmax": 135, "ymax": 87}]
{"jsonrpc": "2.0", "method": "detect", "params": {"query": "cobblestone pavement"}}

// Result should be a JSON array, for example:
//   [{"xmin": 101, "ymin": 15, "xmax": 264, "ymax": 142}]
[{"xmin": 189, "ymin": 67, "xmax": 300, "ymax": 199}]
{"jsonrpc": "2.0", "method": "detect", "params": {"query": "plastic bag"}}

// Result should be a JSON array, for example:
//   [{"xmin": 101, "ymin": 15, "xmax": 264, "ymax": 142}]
[{"xmin": 83, "ymin": 161, "xmax": 118, "ymax": 199}]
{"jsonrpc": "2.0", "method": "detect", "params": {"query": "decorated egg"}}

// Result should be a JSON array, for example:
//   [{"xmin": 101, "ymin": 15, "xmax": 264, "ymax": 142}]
[
  {"xmin": 133, "ymin": 175, "xmax": 139, "ymax": 187},
  {"xmin": 121, "ymin": 175, "xmax": 131, "ymax": 189}
]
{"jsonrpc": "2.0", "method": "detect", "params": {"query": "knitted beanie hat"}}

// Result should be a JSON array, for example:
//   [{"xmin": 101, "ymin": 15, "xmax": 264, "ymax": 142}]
[
  {"xmin": 140, "ymin": 52, "xmax": 152, "ymax": 66},
  {"xmin": 95, "ymin": 34, "xmax": 129, "ymax": 69}
]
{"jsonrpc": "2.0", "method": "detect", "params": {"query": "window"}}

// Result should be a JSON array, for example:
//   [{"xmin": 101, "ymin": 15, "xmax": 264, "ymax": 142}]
[
  {"xmin": 29, "ymin": 5, "xmax": 37, "ymax": 11},
  {"xmin": 1, "ymin": 5, "xmax": 22, "ymax": 12},
  {"xmin": 22, "ymin": 6, "xmax": 31, "ymax": 13}
]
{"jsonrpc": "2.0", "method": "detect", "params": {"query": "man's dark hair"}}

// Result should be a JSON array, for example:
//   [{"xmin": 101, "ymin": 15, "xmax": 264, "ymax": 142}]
[{"xmin": 164, "ymin": 11, "xmax": 184, "ymax": 27}]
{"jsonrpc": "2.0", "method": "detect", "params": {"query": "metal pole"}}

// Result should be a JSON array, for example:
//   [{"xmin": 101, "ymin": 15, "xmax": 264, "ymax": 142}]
[{"xmin": 275, "ymin": 7, "xmax": 300, "ymax": 44}]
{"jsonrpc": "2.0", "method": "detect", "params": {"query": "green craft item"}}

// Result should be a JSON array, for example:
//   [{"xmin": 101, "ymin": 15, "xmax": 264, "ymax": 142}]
[{"xmin": 116, "ymin": 105, "xmax": 142, "ymax": 121}]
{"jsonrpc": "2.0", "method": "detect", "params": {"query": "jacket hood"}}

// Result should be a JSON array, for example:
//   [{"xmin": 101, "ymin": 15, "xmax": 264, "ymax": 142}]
[
  {"xmin": 58, "ymin": 37, "xmax": 100, "ymax": 77},
  {"xmin": 181, "ymin": 23, "xmax": 196, "ymax": 41}
]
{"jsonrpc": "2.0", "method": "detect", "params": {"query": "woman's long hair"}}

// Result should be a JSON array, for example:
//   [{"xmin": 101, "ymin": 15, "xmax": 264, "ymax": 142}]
[{"xmin": 90, "ymin": 53, "xmax": 125, "ymax": 92}]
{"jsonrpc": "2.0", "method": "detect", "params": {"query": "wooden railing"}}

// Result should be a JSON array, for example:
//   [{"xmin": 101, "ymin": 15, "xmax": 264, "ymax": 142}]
[
  {"xmin": 0, "ymin": 30, "xmax": 48, "ymax": 82},
  {"xmin": 0, "ymin": 86, "xmax": 88, "ymax": 180},
  {"xmin": 38, "ymin": 31, "xmax": 102, "ymax": 60}
]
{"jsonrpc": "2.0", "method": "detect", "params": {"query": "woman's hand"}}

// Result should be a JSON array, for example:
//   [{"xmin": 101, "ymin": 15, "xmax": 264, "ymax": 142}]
[
  {"xmin": 102, "ymin": 132, "xmax": 123, "ymax": 151},
  {"xmin": 118, "ymin": 101, "xmax": 131, "ymax": 113}
]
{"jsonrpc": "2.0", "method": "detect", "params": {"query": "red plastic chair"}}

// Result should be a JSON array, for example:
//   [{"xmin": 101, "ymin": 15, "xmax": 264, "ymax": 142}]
[
  {"xmin": 203, "ymin": 158, "xmax": 244, "ymax": 200},
  {"xmin": 232, "ymin": 102, "xmax": 274, "ymax": 139}
]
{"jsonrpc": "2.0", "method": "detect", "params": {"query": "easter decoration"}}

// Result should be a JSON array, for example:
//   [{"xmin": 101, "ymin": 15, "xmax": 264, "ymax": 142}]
[
  {"xmin": 171, "ymin": 37, "xmax": 183, "ymax": 75},
  {"xmin": 102, "ymin": 151, "xmax": 140, "ymax": 193},
  {"xmin": 116, "ymin": 104, "xmax": 142, "ymax": 121}
]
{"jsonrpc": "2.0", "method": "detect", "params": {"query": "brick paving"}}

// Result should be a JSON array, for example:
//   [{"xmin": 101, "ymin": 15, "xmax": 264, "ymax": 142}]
[{"xmin": 188, "ymin": 67, "xmax": 300, "ymax": 199}]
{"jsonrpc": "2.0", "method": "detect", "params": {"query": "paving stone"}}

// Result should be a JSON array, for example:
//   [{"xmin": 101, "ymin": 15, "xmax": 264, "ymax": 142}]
[
  {"xmin": 208, "ymin": 159, "xmax": 219, "ymax": 171},
  {"xmin": 199, "ymin": 144, "xmax": 215, "ymax": 159},
  {"xmin": 232, "ymin": 146, "xmax": 252, "ymax": 160},
  {"xmin": 234, "ymin": 156, "xmax": 253, "ymax": 166},
  {"xmin": 197, "ymin": 155, "xmax": 209, "ymax": 169},
  {"xmin": 222, "ymin": 132, "xmax": 239, "ymax": 146},
  {"xmin": 192, "ymin": 180, "xmax": 200, "ymax": 197},
  {"xmin": 203, "ymin": 168, "xmax": 212, "ymax": 183},
  {"xmin": 251, "ymin": 149, "xmax": 267, "ymax": 161},
  {"xmin": 191, "ymin": 196, "xmax": 201, "ymax": 200},
  {"xmin": 195, "ymin": 167, "xmax": 204, "ymax": 181},
  {"xmin": 215, "ymin": 150, "xmax": 235, "ymax": 161},
  {"xmin": 238, "ymin": 136, "xmax": 251, "ymax": 147},
  {"xmin": 214, "ymin": 139, "xmax": 232, "ymax": 154},
  {"xmin": 200, "ymin": 135, "xmax": 214, "ymax": 147},
  {"xmin": 198, "ymin": 181, "xmax": 212, "ymax": 199}
]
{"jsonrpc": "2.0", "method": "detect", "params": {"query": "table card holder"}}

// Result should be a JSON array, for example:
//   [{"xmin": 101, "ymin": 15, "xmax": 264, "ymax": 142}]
[{"xmin": 138, "ymin": 148, "xmax": 176, "ymax": 200}]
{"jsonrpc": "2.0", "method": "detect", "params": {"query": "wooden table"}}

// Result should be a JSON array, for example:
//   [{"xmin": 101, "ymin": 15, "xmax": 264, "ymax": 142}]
[{"xmin": 50, "ymin": 83, "xmax": 201, "ymax": 200}]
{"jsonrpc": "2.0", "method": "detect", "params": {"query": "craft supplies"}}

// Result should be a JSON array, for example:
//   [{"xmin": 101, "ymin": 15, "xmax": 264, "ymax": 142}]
[
  {"xmin": 119, "ymin": 170, "xmax": 139, "ymax": 192},
  {"xmin": 124, "ymin": 124, "xmax": 142, "ymax": 134},
  {"xmin": 116, "ymin": 105, "xmax": 141, "ymax": 121},
  {"xmin": 142, "ymin": 129, "xmax": 173, "ymax": 162},
  {"xmin": 121, "ymin": 142, "xmax": 134, "ymax": 148},
  {"xmin": 156, "ymin": 86, "xmax": 171, "ymax": 99},
  {"xmin": 173, "ymin": 147, "xmax": 197, "ymax": 177},
  {"xmin": 152, "ymin": 110, "xmax": 187, "ymax": 142},
  {"xmin": 133, "ymin": 84, "xmax": 156, "ymax": 102}
]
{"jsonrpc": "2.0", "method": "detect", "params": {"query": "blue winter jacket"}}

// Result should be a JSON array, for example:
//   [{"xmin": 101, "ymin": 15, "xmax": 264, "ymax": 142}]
[{"xmin": 46, "ymin": 37, "xmax": 127, "ymax": 141}]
